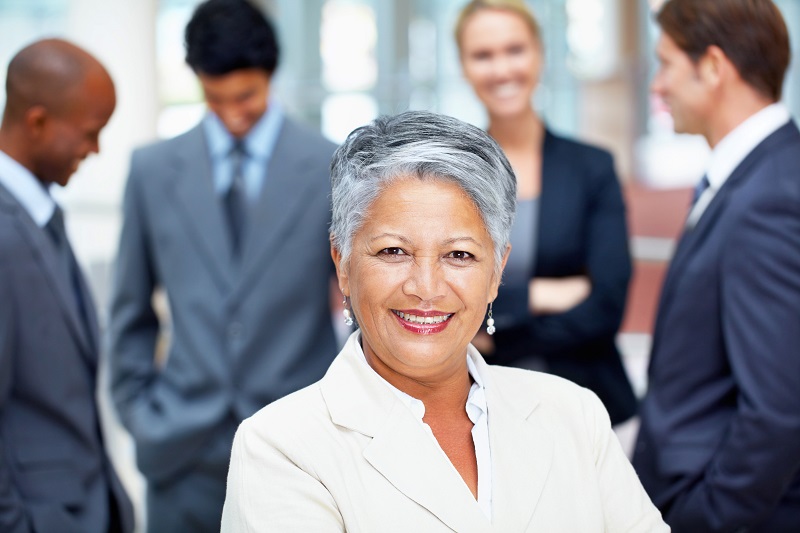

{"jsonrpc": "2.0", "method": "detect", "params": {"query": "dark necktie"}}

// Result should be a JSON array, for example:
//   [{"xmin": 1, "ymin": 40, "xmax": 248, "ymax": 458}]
[
  {"xmin": 225, "ymin": 141, "xmax": 248, "ymax": 257},
  {"xmin": 691, "ymin": 175, "xmax": 710, "ymax": 206},
  {"xmin": 46, "ymin": 206, "xmax": 91, "ymax": 337}
]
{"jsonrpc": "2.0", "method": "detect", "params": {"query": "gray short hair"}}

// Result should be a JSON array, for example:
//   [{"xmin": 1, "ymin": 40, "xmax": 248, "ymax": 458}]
[{"xmin": 330, "ymin": 111, "xmax": 516, "ymax": 273}]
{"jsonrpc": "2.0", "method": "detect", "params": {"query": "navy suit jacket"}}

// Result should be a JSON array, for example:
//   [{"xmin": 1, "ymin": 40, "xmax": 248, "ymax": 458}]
[
  {"xmin": 634, "ymin": 120, "xmax": 800, "ymax": 532},
  {"xmin": 491, "ymin": 130, "xmax": 637, "ymax": 425},
  {"xmin": 0, "ymin": 183, "xmax": 134, "ymax": 532}
]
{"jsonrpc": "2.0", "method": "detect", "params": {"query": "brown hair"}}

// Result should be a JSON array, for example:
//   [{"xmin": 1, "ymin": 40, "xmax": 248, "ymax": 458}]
[
  {"xmin": 657, "ymin": 0, "xmax": 790, "ymax": 101},
  {"xmin": 455, "ymin": 0, "xmax": 542, "ymax": 52}
]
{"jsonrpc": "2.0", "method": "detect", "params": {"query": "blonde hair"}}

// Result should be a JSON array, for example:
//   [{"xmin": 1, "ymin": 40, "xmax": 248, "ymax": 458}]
[{"xmin": 454, "ymin": 0, "xmax": 542, "ymax": 51}]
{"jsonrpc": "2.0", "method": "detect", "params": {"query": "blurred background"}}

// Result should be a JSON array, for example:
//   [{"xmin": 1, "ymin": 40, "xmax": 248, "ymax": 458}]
[
  {"xmin": 1, "ymin": 0, "xmax": 798, "ymax": 528},
  {"xmin": 1, "ymin": 0, "xmax": 798, "ymax": 327}
]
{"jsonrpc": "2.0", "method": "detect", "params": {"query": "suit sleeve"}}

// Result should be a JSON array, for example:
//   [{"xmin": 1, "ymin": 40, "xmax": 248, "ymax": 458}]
[
  {"xmin": 504, "ymin": 151, "xmax": 632, "ymax": 355},
  {"xmin": 666, "ymin": 171, "xmax": 800, "ymax": 530},
  {"xmin": 221, "ymin": 419, "xmax": 345, "ymax": 533},
  {"xmin": 0, "ymin": 264, "xmax": 34, "ymax": 532},
  {"xmin": 581, "ymin": 389, "xmax": 669, "ymax": 532},
  {"xmin": 108, "ymin": 154, "xmax": 161, "ymax": 433}
]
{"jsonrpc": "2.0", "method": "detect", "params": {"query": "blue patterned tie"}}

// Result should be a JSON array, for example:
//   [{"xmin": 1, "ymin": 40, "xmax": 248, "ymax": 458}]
[
  {"xmin": 691, "ymin": 175, "xmax": 710, "ymax": 206},
  {"xmin": 46, "ymin": 206, "xmax": 91, "ymax": 335},
  {"xmin": 225, "ymin": 140, "xmax": 248, "ymax": 257}
]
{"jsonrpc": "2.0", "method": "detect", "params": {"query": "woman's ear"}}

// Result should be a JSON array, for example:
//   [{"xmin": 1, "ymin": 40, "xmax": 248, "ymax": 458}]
[
  {"xmin": 330, "ymin": 241, "xmax": 350, "ymax": 296},
  {"xmin": 490, "ymin": 244, "xmax": 512, "ymax": 300}
]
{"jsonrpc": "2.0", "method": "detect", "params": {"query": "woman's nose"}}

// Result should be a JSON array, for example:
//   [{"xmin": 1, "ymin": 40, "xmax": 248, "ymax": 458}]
[{"xmin": 402, "ymin": 257, "xmax": 446, "ymax": 302}]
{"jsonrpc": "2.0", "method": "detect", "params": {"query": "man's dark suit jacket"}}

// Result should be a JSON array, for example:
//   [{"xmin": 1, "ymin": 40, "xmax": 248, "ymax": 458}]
[
  {"xmin": 491, "ymin": 130, "xmax": 637, "ymax": 426},
  {"xmin": 634, "ymin": 120, "xmax": 800, "ymax": 532},
  {"xmin": 0, "ymin": 183, "xmax": 134, "ymax": 533}
]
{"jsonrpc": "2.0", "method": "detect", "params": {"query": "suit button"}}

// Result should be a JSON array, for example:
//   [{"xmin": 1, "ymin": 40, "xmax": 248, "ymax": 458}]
[{"xmin": 228, "ymin": 322, "xmax": 243, "ymax": 338}]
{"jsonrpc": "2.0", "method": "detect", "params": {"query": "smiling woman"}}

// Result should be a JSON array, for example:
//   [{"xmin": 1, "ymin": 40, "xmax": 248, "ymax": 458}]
[{"xmin": 220, "ymin": 111, "xmax": 668, "ymax": 532}]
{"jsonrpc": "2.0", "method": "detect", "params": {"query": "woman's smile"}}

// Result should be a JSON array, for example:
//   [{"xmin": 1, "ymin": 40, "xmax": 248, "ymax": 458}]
[{"xmin": 392, "ymin": 309, "xmax": 454, "ymax": 334}]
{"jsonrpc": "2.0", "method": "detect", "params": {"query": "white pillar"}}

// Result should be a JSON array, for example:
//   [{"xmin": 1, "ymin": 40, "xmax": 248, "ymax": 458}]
[
  {"xmin": 60, "ymin": 0, "xmax": 159, "ymax": 267},
  {"xmin": 60, "ymin": 3, "xmax": 159, "ymax": 532}
]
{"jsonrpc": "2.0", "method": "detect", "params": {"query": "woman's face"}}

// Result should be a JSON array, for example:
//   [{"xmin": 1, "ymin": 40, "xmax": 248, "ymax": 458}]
[
  {"xmin": 459, "ymin": 8, "xmax": 542, "ymax": 120},
  {"xmin": 333, "ymin": 177, "xmax": 507, "ymax": 384}
]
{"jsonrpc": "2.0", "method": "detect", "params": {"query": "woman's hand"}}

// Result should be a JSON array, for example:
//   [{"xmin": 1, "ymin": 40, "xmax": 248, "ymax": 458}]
[{"xmin": 529, "ymin": 276, "xmax": 591, "ymax": 315}]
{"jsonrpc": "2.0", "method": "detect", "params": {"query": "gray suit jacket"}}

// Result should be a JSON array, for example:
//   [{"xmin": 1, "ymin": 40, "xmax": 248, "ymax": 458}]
[
  {"xmin": 0, "ymin": 183, "xmax": 134, "ymax": 532},
  {"xmin": 109, "ymin": 117, "xmax": 338, "ymax": 483}
]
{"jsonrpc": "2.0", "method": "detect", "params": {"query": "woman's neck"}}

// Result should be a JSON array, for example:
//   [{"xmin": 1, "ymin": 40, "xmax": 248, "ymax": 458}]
[{"xmin": 487, "ymin": 107, "xmax": 544, "ymax": 151}]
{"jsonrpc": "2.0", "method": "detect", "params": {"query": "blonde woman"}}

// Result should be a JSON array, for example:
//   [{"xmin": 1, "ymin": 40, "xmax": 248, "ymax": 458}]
[{"xmin": 457, "ymin": 0, "xmax": 637, "ymax": 425}]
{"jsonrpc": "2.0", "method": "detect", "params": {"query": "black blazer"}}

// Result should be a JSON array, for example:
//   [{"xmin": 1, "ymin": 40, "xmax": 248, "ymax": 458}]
[{"xmin": 491, "ymin": 129, "xmax": 637, "ymax": 425}]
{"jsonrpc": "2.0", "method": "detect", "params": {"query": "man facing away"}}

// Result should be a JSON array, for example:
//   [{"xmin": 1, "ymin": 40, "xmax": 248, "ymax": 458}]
[
  {"xmin": 108, "ymin": 0, "xmax": 338, "ymax": 531},
  {"xmin": 633, "ymin": 1, "xmax": 800, "ymax": 531},
  {"xmin": 0, "ymin": 39, "xmax": 134, "ymax": 533}
]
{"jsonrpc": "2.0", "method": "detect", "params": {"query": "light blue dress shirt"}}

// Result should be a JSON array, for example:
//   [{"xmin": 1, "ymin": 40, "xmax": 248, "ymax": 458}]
[
  {"xmin": 0, "ymin": 149, "xmax": 56, "ymax": 226},
  {"xmin": 202, "ymin": 99, "xmax": 285, "ymax": 202}
]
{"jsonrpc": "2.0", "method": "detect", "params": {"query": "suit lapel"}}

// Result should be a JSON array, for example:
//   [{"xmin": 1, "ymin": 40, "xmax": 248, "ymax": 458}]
[
  {"xmin": 0, "ymin": 187, "xmax": 95, "ymax": 359},
  {"xmin": 74, "ymin": 262, "xmax": 100, "ymax": 360},
  {"xmin": 170, "ymin": 125, "xmax": 234, "ymax": 288},
  {"xmin": 477, "ymin": 355, "xmax": 553, "ymax": 531},
  {"xmin": 234, "ymin": 120, "xmax": 318, "ymax": 296},
  {"xmin": 653, "ymin": 121, "xmax": 798, "ymax": 351},
  {"xmin": 321, "ymin": 335, "xmax": 491, "ymax": 532}
]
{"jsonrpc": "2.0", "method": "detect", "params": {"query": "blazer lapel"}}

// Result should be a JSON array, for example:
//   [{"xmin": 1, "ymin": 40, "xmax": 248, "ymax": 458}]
[
  {"xmin": 74, "ymin": 262, "xmax": 100, "ymax": 361},
  {"xmin": 170, "ymin": 126, "xmax": 234, "ymax": 288},
  {"xmin": 656, "ymin": 122, "xmax": 796, "ymax": 327},
  {"xmin": 1, "ymin": 190, "xmax": 94, "ymax": 358},
  {"xmin": 235, "ymin": 121, "xmax": 319, "ymax": 295},
  {"xmin": 476, "ymin": 355, "xmax": 553, "ymax": 531},
  {"xmin": 321, "ymin": 335, "xmax": 491, "ymax": 532}
]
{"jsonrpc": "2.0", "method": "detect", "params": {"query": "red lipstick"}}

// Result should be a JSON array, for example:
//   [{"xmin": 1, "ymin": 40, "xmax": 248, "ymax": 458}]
[{"xmin": 392, "ymin": 309, "xmax": 453, "ymax": 335}]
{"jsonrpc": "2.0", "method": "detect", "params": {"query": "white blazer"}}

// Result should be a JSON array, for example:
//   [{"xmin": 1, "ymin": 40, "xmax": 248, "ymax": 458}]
[{"xmin": 222, "ymin": 332, "xmax": 668, "ymax": 532}]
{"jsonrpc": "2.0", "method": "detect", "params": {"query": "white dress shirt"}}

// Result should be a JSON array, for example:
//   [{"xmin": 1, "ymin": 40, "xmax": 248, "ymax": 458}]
[
  {"xmin": 355, "ymin": 336, "xmax": 493, "ymax": 519},
  {"xmin": 687, "ymin": 102, "xmax": 791, "ymax": 227}
]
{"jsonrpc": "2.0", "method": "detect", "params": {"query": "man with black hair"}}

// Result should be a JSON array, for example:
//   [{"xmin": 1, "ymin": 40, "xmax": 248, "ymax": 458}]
[{"xmin": 109, "ymin": 1, "xmax": 338, "ymax": 530}]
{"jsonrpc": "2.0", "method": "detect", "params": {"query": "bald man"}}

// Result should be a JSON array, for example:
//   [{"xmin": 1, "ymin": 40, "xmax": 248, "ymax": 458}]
[{"xmin": 0, "ymin": 39, "xmax": 134, "ymax": 533}]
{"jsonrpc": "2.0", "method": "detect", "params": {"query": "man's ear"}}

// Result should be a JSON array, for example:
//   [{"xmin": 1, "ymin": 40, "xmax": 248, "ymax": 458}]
[
  {"xmin": 24, "ymin": 105, "xmax": 48, "ymax": 138},
  {"xmin": 330, "ymin": 240, "xmax": 350, "ymax": 297},
  {"xmin": 698, "ymin": 45, "xmax": 727, "ymax": 88}
]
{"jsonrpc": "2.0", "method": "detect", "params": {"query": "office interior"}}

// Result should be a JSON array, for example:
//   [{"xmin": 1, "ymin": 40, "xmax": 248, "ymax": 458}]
[{"xmin": 2, "ymin": 0, "xmax": 799, "ymax": 529}]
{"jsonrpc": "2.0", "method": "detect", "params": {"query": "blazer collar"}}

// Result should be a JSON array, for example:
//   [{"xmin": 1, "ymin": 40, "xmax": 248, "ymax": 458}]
[
  {"xmin": 169, "ymin": 120, "xmax": 321, "ymax": 295},
  {"xmin": 655, "ymin": 121, "xmax": 799, "ymax": 348},
  {"xmin": 320, "ymin": 332, "xmax": 553, "ymax": 531},
  {"xmin": 0, "ymin": 183, "xmax": 98, "ymax": 362},
  {"xmin": 170, "ymin": 124, "xmax": 234, "ymax": 288}
]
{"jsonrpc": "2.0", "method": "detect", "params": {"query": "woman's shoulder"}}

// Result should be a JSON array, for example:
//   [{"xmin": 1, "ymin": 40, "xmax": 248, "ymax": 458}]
[
  {"xmin": 239, "ymin": 382, "xmax": 331, "ymax": 445},
  {"xmin": 487, "ymin": 364, "xmax": 606, "ymax": 417}
]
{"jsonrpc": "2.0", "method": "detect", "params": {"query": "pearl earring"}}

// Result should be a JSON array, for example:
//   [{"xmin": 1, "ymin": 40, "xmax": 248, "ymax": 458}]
[
  {"xmin": 342, "ymin": 294, "xmax": 354, "ymax": 327},
  {"xmin": 486, "ymin": 302, "xmax": 495, "ymax": 335}
]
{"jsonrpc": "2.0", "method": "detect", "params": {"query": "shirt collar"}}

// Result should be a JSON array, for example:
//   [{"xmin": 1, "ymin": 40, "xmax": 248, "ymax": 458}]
[
  {"xmin": 353, "ymin": 331, "xmax": 489, "ymax": 422},
  {"xmin": 706, "ymin": 102, "xmax": 790, "ymax": 190},
  {"xmin": 202, "ymin": 98, "xmax": 284, "ymax": 161},
  {"xmin": 0, "ymin": 149, "xmax": 56, "ymax": 227}
]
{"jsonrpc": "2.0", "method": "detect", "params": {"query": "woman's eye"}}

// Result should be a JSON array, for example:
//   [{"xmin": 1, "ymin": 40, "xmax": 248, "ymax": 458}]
[
  {"xmin": 447, "ymin": 250, "xmax": 474, "ymax": 261},
  {"xmin": 379, "ymin": 247, "xmax": 406, "ymax": 256}
]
